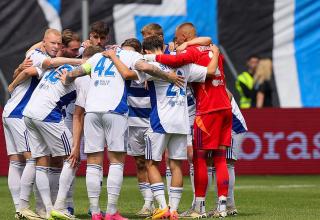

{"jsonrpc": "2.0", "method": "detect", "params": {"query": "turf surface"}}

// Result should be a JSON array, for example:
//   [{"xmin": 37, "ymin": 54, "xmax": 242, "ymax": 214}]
[{"xmin": 0, "ymin": 175, "xmax": 319, "ymax": 219}]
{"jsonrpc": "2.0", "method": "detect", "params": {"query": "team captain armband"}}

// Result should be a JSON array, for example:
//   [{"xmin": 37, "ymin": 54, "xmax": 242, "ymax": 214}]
[{"xmin": 82, "ymin": 63, "xmax": 92, "ymax": 74}]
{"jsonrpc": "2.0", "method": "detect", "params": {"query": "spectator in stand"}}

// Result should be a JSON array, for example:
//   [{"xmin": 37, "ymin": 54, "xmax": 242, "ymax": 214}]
[
  {"xmin": 235, "ymin": 55, "xmax": 259, "ymax": 108},
  {"xmin": 252, "ymin": 58, "xmax": 273, "ymax": 108}
]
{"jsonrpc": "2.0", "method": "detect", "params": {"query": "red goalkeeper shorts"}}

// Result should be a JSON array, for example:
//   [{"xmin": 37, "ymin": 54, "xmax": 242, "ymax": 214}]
[{"xmin": 193, "ymin": 109, "xmax": 232, "ymax": 150}]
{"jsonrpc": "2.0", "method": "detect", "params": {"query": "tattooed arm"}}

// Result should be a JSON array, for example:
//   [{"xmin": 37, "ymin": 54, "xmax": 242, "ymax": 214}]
[{"xmin": 134, "ymin": 60, "xmax": 185, "ymax": 87}]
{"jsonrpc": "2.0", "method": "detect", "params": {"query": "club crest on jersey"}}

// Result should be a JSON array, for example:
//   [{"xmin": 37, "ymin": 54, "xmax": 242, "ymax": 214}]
[{"xmin": 212, "ymin": 79, "xmax": 224, "ymax": 87}]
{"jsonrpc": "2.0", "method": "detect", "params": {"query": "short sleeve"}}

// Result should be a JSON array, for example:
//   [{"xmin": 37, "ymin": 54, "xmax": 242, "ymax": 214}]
[
  {"xmin": 74, "ymin": 76, "xmax": 90, "ymax": 108},
  {"xmin": 183, "ymin": 64, "xmax": 207, "ymax": 82},
  {"xmin": 28, "ymin": 50, "xmax": 48, "ymax": 78}
]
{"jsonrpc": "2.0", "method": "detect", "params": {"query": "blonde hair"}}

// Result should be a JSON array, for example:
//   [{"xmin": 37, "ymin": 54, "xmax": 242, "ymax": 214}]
[
  {"xmin": 44, "ymin": 28, "xmax": 61, "ymax": 39},
  {"xmin": 141, "ymin": 23, "xmax": 163, "ymax": 37},
  {"xmin": 255, "ymin": 58, "xmax": 272, "ymax": 84}
]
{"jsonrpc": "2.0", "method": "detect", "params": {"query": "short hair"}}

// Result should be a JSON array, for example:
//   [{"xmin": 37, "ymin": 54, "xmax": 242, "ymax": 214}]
[
  {"xmin": 247, "ymin": 54, "xmax": 260, "ymax": 61},
  {"xmin": 90, "ymin": 21, "xmax": 109, "ymax": 36},
  {"xmin": 141, "ymin": 23, "xmax": 163, "ymax": 37},
  {"xmin": 62, "ymin": 29, "xmax": 80, "ymax": 47},
  {"xmin": 142, "ymin": 36, "xmax": 163, "ymax": 52},
  {"xmin": 82, "ymin": 45, "xmax": 104, "ymax": 58},
  {"xmin": 121, "ymin": 38, "xmax": 142, "ymax": 52},
  {"xmin": 176, "ymin": 22, "xmax": 197, "ymax": 37},
  {"xmin": 44, "ymin": 28, "xmax": 61, "ymax": 39}
]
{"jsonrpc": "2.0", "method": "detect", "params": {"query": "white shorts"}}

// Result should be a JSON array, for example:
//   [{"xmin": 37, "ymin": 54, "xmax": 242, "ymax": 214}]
[
  {"xmin": 2, "ymin": 117, "xmax": 28, "ymax": 155},
  {"xmin": 84, "ymin": 112, "xmax": 128, "ymax": 153},
  {"xmin": 145, "ymin": 131, "xmax": 187, "ymax": 161},
  {"xmin": 24, "ymin": 117, "xmax": 73, "ymax": 158},
  {"xmin": 187, "ymin": 125, "xmax": 194, "ymax": 146},
  {"xmin": 226, "ymin": 132, "xmax": 246, "ymax": 161},
  {"xmin": 64, "ymin": 115, "xmax": 87, "ymax": 160},
  {"xmin": 127, "ymin": 126, "xmax": 148, "ymax": 156}
]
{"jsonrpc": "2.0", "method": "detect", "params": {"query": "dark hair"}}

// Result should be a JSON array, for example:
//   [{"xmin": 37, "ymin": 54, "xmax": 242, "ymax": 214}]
[
  {"xmin": 62, "ymin": 29, "xmax": 80, "ymax": 47},
  {"xmin": 82, "ymin": 45, "xmax": 104, "ymax": 58},
  {"xmin": 90, "ymin": 21, "xmax": 109, "ymax": 36},
  {"xmin": 121, "ymin": 38, "xmax": 142, "ymax": 52},
  {"xmin": 247, "ymin": 54, "xmax": 260, "ymax": 61},
  {"xmin": 142, "ymin": 36, "xmax": 163, "ymax": 52},
  {"xmin": 141, "ymin": 23, "xmax": 163, "ymax": 37}
]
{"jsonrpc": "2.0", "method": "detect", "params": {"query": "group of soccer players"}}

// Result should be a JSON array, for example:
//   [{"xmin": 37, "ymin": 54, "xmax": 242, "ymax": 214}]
[{"xmin": 3, "ymin": 20, "xmax": 247, "ymax": 220}]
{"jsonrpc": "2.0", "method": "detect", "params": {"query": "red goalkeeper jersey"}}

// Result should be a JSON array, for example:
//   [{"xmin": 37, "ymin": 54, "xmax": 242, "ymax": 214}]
[{"xmin": 155, "ymin": 44, "xmax": 231, "ymax": 115}]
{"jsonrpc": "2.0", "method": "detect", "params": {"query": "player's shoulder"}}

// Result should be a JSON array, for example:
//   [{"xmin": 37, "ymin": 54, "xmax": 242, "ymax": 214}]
[{"xmin": 27, "ymin": 48, "xmax": 46, "ymax": 58}]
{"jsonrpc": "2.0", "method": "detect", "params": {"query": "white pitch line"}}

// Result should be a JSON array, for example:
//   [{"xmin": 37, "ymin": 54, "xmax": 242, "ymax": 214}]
[{"xmin": 235, "ymin": 184, "xmax": 318, "ymax": 189}]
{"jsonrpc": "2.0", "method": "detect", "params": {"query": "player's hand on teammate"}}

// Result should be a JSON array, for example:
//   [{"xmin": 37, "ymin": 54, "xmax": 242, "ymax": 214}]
[
  {"xmin": 176, "ymin": 42, "xmax": 188, "ymax": 53},
  {"xmin": 210, "ymin": 44, "xmax": 220, "ymax": 54},
  {"xmin": 82, "ymin": 39, "xmax": 92, "ymax": 48},
  {"xmin": 8, "ymin": 84, "xmax": 15, "ymax": 94},
  {"xmin": 56, "ymin": 69, "xmax": 68, "ymax": 85},
  {"xmin": 168, "ymin": 42, "xmax": 176, "ymax": 52},
  {"xmin": 102, "ymin": 50, "xmax": 116, "ymax": 59},
  {"xmin": 20, "ymin": 58, "xmax": 33, "ymax": 71},
  {"xmin": 168, "ymin": 71, "xmax": 185, "ymax": 88},
  {"xmin": 68, "ymin": 146, "xmax": 80, "ymax": 168}
]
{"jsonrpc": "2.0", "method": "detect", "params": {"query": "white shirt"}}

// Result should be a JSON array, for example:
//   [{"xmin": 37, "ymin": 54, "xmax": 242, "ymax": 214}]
[
  {"xmin": 64, "ymin": 75, "xmax": 90, "ymax": 120},
  {"xmin": 2, "ymin": 49, "xmax": 49, "ymax": 118},
  {"xmin": 84, "ymin": 49, "xmax": 142, "ymax": 114},
  {"xmin": 127, "ymin": 80, "xmax": 150, "ymax": 127},
  {"xmin": 137, "ymin": 61, "xmax": 207, "ymax": 134},
  {"xmin": 23, "ymin": 64, "xmax": 77, "ymax": 122},
  {"xmin": 231, "ymin": 97, "xmax": 248, "ymax": 134}
]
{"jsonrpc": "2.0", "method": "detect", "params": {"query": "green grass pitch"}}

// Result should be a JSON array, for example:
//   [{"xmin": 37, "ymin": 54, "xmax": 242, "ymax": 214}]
[{"xmin": 0, "ymin": 176, "xmax": 319, "ymax": 219}]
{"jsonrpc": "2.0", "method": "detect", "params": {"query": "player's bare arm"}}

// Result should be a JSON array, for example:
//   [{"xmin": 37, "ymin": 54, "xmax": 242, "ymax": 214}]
[
  {"xmin": 13, "ymin": 58, "xmax": 33, "ymax": 80},
  {"xmin": 176, "ymin": 37, "xmax": 212, "ymax": 52},
  {"xmin": 102, "ymin": 50, "xmax": 138, "ymax": 80},
  {"xmin": 206, "ymin": 44, "xmax": 220, "ymax": 77},
  {"xmin": 68, "ymin": 105, "xmax": 85, "ymax": 168},
  {"xmin": 134, "ymin": 60, "xmax": 185, "ymax": 88},
  {"xmin": 60, "ymin": 65, "xmax": 87, "ymax": 85},
  {"xmin": 8, "ymin": 66, "xmax": 38, "ymax": 93},
  {"xmin": 42, "ymin": 57, "xmax": 83, "ymax": 69}
]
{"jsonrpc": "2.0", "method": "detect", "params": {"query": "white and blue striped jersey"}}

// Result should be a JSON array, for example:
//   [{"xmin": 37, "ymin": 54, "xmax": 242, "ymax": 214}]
[
  {"xmin": 23, "ymin": 64, "xmax": 77, "ymax": 123},
  {"xmin": 231, "ymin": 97, "xmax": 248, "ymax": 134},
  {"xmin": 126, "ymin": 80, "xmax": 150, "ymax": 127},
  {"xmin": 84, "ymin": 49, "xmax": 142, "ymax": 114},
  {"xmin": 137, "ymin": 62, "xmax": 207, "ymax": 134},
  {"xmin": 2, "ymin": 49, "xmax": 49, "ymax": 118}
]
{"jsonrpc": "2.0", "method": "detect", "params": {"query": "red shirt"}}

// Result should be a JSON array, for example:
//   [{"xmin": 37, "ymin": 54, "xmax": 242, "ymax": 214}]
[{"xmin": 156, "ymin": 44, "xmax": 231, "ymax": 115}]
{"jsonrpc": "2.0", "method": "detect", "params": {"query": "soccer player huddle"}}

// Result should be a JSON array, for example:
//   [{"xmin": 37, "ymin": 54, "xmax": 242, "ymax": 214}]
[{"xmin": 3, "ymin": 21, "xmax": 247, "ymax": 220}]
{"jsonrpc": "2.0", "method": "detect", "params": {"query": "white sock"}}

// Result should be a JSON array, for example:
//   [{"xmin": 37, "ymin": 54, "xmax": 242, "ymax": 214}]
[
  {"xmin": 218, "ymin": 196, "xmax": 227, "ymax": 212},
  {"xmin": 86, "ymin": 164, "xmax": 102, "ymax": 215},
  {"xmin": 66, "ymin": 178, "xmax": 75, "ymax": 209},
  {"xmin": 227, "ymin": 164, "xmax": 235, "ymax": 208},
  {"xmin": 212, "ymin": 168, "xmax": 219, "ymax": 207},
  {"xmin": 165, "ymin": 167, "xmax": 171, "ymax": 205},
  {"xmin": 189, "ymin": 163, "xmax": 195, "ymax": 208},
  {"xmin": 194, "ymin": 197, "xmax": 206, "ymax": 214},
  {"xmin": 34, "ymin": 184, "xmax": 45, "ymax": 215},
  {"xmin": 19, "ymin": 159, "xmax": 36, "ymax": 210},
  {"xmin": 36, "ymin": 166, "xmax": 53, "ymax": 215},
  {"xmin": 151, "ymin": 183, "xmax": 167, "ymax": 209},
  {"xmin": 48, "ymin": 167, "xmax": 61, "ymax": 204},
  {"xmin": 106, "ymin": 163, "xmax": 124, "ymax": 215},
  {"xmin": 169, "ymin": 187, "xmax": 183, "ymax": 211},
  {"xmin": 54, "ymin": 161, "xmax": 77, "ymax": 210},
  {"xmin": 8, "ymin": 160, "xmax": 25, "ymax": 211},
  {"xmin": 206, "ymin": 166, "xmax": 213, "ymax": 197},
  {"xmin": 138, "ymin": 182, "xmax": 153, "ymax": 209}
]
